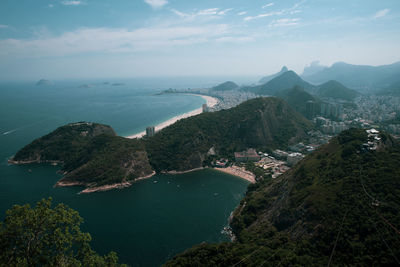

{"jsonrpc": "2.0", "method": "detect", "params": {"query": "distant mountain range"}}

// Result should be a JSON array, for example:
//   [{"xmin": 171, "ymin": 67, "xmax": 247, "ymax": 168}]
[
  {"xmin": 302, "ymin": 61, "xmax": 400, "ymax": 92},
  {"xmin": 241, "ymin": 69, "xmax": 359, "ymax": 102}
]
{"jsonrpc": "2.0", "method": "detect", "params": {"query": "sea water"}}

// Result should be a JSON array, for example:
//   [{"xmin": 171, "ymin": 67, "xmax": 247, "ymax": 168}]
[{"xmin": 0, "ymin": 79, "xmax": 249, "ymax": 266}]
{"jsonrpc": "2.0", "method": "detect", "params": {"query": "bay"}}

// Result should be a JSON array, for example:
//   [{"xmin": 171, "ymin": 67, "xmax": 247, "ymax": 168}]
[{"xmin": 0, "ymin": 79, "xmax": 249, "ymax": 266}]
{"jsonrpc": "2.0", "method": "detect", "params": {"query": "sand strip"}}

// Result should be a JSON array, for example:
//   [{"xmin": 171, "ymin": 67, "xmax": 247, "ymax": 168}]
[
  {"xmin": 213, "ymin": 166, "xmax": 256, "ymax": 183},
  {"xmin": 126, "ymin": 94, "xmax": 218, "ymax": 139}
]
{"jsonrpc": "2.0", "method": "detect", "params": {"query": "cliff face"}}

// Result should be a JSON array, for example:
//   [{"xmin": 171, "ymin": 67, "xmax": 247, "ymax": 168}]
[
  {"xmin": 11, "ymin": 122, "xmax": 154, "ymax": 191},
  {"xmin": 146, "ymin": 97, "xmax": 313, "ymax": 172},
  {"xmin": 165, "ymin": 129, "xmax": 400, "ymax": 266}
]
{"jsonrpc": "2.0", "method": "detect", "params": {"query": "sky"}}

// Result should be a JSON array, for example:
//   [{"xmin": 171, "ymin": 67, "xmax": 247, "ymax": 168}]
[{"xmin": 0, "ymin": 0, "xmax": 399, "ymax": 81}]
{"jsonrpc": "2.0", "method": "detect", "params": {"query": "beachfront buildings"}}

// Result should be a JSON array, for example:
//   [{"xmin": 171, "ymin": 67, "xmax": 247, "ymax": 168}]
[
  {"xmin": 146, "ymin": 126, "xmax": 155, "ymax": 137},
  {"xmin": 234, "ymin": 148, "xmax": 260, "ymax": 162}
]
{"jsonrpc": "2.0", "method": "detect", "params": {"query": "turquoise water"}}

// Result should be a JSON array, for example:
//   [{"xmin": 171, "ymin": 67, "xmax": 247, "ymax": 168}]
[{"xmin": 0, "ymin": 80, "xmax": 249, "ymax": 266}]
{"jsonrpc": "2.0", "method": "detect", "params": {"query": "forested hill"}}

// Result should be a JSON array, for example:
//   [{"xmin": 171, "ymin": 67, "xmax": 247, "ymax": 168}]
[
  {"xmin": 10, "ymin": 122, "xmax": 154, "ymax": 190},
  {"xmin": 165, "ymin": 128, "xmax": 400, "ymax": 266},
  {"xmin": 145, "ymin": 97, "xmax": 312, "ymax": 172}
]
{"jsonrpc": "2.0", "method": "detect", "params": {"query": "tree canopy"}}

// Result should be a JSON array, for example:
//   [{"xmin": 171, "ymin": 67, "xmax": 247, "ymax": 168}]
[{"xmin": 0, "ymin": 198, "xmax": 127, "ymax": 267}]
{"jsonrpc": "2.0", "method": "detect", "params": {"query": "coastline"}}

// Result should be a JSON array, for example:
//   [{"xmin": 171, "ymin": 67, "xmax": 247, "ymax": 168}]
[
  {"xmin": 213, "ymin": 166, "xmax": 256, "ymax": 184},
  {"xmin": 55, "ymin": 171, "xmax": 156, "ymax": 194},
  {"xmin": 126, "ymin": 94, "xmax": 218, "ymax": 139}
]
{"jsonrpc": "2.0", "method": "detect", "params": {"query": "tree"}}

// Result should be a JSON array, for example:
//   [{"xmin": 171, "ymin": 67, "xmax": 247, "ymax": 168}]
[{"xmin": 0, "ymin": 198, "xmax": 127, "ymax": 267}]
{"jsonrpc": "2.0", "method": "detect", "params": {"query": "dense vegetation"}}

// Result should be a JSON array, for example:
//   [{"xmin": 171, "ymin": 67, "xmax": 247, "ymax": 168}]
[
  {"xmin": 11, "ymin": 122, "xmax": 153, "ymax": 190},
  {"xmin": 165, "ymin": 129, "xmax": 400, "ymax": 266},
  {"xmin": 275, "ymin": 85, "xmax": 318, "ymax": 117},
  {"xmin": 145, "ymin": 97, "xmax": 312, "ymax": 172},
  {"xmin": 0, "ymin": 198, "xmax": 126, "ymax": 266},
  {"xmin": 316, "ymin": 80, "xmax": 360, "ymax": 101}
]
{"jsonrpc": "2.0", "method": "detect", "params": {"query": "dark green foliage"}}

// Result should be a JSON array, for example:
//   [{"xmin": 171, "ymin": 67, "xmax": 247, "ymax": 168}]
[
  {"xmin": 166, "ymin": 129, "xmax": 400, "ymax": 266},
  {"xmin": 12, "ymin": 122, "xmax": 153, "ymax": 188},
  {"xmin": 0, "ymin": 198, "xmax": 127, "ymax": 267},
  {"xmin": 316, "ymin": 80, "xmax": 360, "ymax": 101},
  {"xmin": 211, "ymin": 81, "xmax": 239, "ymax": 91},
  {"xmin": 275, "ymin": 85, "xmax": 318, "ymax": 117},
  {"xmin": 146, "ymin": 97, "xmax": 312, "ymax": 172}
]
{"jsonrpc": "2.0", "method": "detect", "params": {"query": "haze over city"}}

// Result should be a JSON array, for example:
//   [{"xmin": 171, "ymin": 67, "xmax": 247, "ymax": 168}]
[{"xmin": 0, "ymin": 0, "xmax": 399, "ymax": 80}]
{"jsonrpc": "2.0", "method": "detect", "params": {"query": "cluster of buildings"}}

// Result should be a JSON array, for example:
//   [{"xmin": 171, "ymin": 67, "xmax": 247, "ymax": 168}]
[
  {"xmin": 314, "ymin": 117, "xmax": 349, "ymax": 135},
  {"xmin": 363, "ymin": 129, "xmax": 381, "ymax": 151},
  {"xmin": 306, "ymin": 101, "xmax": 343, "ymax": 120}
]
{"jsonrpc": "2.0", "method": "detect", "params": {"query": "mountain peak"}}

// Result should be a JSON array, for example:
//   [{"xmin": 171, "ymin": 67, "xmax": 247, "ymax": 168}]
[{"xmin": 281, "ymin": 66, "xmax": 288, "ymax": 72}]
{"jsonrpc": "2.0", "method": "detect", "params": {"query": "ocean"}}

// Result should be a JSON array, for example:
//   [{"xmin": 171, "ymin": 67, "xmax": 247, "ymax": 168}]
[{"xmin": 0, "ymin": 79, "xmax": 250, "ymax": 266}]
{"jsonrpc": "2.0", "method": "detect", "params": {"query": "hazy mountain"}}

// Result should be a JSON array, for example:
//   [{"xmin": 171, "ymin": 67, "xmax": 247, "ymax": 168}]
[
  {"xmin": 378, "ymin": 80, "xmax": 400, "ymax": 96},
  {"xmin": 211, "ymin": 81, "xmax": 239, "ymax": 91},
  {"xmin": 166, "ymin": 128, "xmax": 400, "ymax": 266},
  {"xmin": 275, "ymin": 85, "xmax": 318, "ymax": 117},
  {"xmin": 259, "ymin": 66, "xmax": 288, "ymax": 84},
  {"xmin": 303, "ymin": 61, "xmax": 400, "ymax": 92},
  {"xmin": 316, "ymin": 80, "xmax": 361, "ymax": 101},
  {"xmin": 302, "ymin": 61, "xmax": 327, "ymax": 77},
  {"xmin": 257, "ymin": 71, "xmax": 316, "ymax": 95}
]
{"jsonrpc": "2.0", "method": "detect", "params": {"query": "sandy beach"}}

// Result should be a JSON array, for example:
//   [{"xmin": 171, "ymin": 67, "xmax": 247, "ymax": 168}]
[
  {"xmin": 213, "ymin": 166, "xmax": 256, "ymax": 183},
  {"xmin": 126, "ymin": 94, "xmax": 218, "ymax": 139}
]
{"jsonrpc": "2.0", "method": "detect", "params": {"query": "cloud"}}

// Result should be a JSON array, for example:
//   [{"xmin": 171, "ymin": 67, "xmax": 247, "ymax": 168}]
[
  {"xmin": 61, "ymin": 1, "xmax": 85, "ymax": 6},
  {"xmin": 0, "ymin": 25, "xmax": 9, "ymax": 29},
  {"xmin": 244, "ymin": 11, "xmax": 283, "ymax": 21},
  {"xmin": 269, "ymin": 18, "xmax": 300, "ymax": 27},
  {"xmin": 0, "ymin": 24, "xmax": 250, "ymax": 57},
  {"xmin": 238, "ymin": 11, "xmax": 247, "ymax": 16},
  {"xmin": 144, "ymin": 0, "xmax": 168, "ymax": 9},
  {"xmin": 48, "ymin": 4, "xmax": 54, "ymax": 8},
  {"xmin": 170, "ymin": 7, "xmax": 232, "ymax": 20},
  {"xmin": 262, "ymin": 3, "xmax": 274, "ymax": 9},
  {"xmin": 373, "ymin": 9, "xmax": 389, "ymax": 19}
]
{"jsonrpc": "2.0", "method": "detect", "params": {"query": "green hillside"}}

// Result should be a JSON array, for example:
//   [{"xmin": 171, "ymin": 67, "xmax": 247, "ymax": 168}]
[
  {"xmin": 146, "ymin": 97, "xmax": 313, "ymax": 172},
  {"xmin": 11, "ymin": 122, "xmax": 154, "ymax": 190},
  {"xmin": 259, "ymin": 66, "xmax": 288, "ymax": 84},
  {"xmin": 275, "ymin": 85, "xmax": 318, "ymax": 117},
  {"xmin": 317, "ymin": 80, "xmax": 360, "ymax": 101},
  {"xmin": 165, "ymin": 128, "xmax": 400, "ymax": 266}
]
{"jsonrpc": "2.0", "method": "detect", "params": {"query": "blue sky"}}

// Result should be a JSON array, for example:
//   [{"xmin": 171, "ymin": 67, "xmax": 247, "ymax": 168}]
[{"xmin": 0, "ymin": 0, "xmax": 399, "ymax": 80}]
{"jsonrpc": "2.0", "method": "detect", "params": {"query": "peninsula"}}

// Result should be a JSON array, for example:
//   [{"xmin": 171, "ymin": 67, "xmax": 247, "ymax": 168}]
[{"xmin": 9, "ymin": 97, "xmax": 313, "ymax": 193}]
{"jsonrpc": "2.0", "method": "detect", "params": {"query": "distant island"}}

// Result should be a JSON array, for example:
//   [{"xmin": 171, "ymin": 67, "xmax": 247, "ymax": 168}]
[{"xmin": 36, "ymin": 79, "xmax": 53, "ymax": 86}]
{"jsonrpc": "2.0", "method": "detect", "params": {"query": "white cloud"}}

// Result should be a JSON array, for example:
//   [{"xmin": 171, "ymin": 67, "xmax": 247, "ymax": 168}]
[
  {"xmin": 373, "ymin": 9, "xmax": 390, "ymax": 19},
  {"xmin": 170, "ymin": 7, "xmax": 232, "ymax": 20},
  {"xmin": 61, "ymin": 1, "xmax": 85, "ymax": 6},
  {"xmin": 244, "ymin": 11, "xmax": 283, "ymax": 21},
  {"xmin": 48, "ymin": 4, "xmax": 54, "ymax": 8},
  {"xmin": 238, "ymin": 11, "xmax": 247, "ymax": 16},
  {"xmin": 0, "ymin": 24, "xmax": 248, "ymax": 57},
  {"xmin": 269, "ymin": 18, "xmax": 300, "ymax": 27},
  {"xmin": 144, "ymin": 0, "xmax": 168, "ymax": 9},
  {"xmin": 262, "ymin": 3, "xmax": 274, "ymax": 9},
  {"xmin": 0, "ymin": 25, "xmax": 9, "ymax": 29}
]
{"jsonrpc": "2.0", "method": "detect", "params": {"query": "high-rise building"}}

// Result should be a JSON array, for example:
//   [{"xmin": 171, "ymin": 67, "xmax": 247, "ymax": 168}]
[
  {"xmin": 146, "ymin": 126, "xmax": 155, "ymax": 137},
  {"xmin": 202, "ymin": 104, "xmax": 209, "ymax": 113}
]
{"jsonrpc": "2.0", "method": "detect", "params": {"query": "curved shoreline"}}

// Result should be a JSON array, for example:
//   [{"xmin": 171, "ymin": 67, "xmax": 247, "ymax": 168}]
[{"xmin": 125, "ymin": 94, "xmax": 218, "ymax": 139}]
